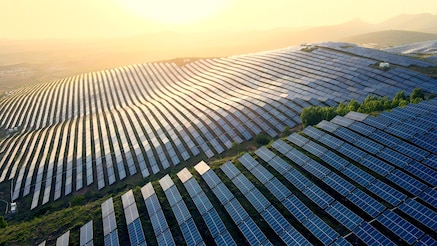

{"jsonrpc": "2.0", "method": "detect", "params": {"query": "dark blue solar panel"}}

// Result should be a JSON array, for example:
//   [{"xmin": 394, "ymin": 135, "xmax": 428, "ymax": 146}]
[
  {"xmin": 302, "ymin": 184, "xmax": 335, "ymax": 209},
  {"xmin": 303, "ymin": 141, "xmax": 327, "ymax": 157},
  {"xmin": 354, "ymin": 136, "xmax": 384, "ymax": 155},
  {"xmin": 287, "ymin": 133, "xmax": 309, "ymax": 147},
  {"xmin": 348, "ymin": 121, "xmax": 375, "ymax": 136},
  {"xmin": 203, "ymin": 210, "xmax": 226, "ymax": 238},
  {"xmin": 238, "ymin": 153, "xmax": 259, "ymax": 171},
  {"xmin": 377, "ymin": 148, "xmax": 412, "ymax": 168},
  {"xmin": 366, "ymin": 180, "xmax": 407, "ymax": 206},
  {"xmin": 330, "ymin": 237, "xmax": 352, "ymax": 246},
  {"xmin": 303, "ymin": 214, "xmax": 339, "ymax": 245},
  {"xmin": 282, "ymin": 195, "xmax": 313, "ymax": 223},
  {"xmin": 359, "ymin": 155, "xmax": 394, "ymax": 176},
  {"xmin": 180, "ymin": 218, "xmax": 203, "ymax": 246},
  {"xmin": 399, "ymin": 198, "xmax": 437, "ymax": 231},
  {"xmin": 104, "ymin": 230, "xmax": 119, "ymax": 246},
  {"xmin": 271, "ymin": 139, "xmax": 293, "ymax": 155},
  {"xmin": 387, "ymin": 169, "xmax": 427, "ymax": 196},
  {"xmin": 322, "ymin": 172, "xmax": 355, "ymax": 196},
  {"xmin": 214, "ymin": 231, "xmax": 236, "ymax": 246},
  {"xmin": 339, "ymin": 143, "xmax": 367, "ymax": 162},
  {"xmin": 221, "ymin": 161, "xmax": 241, "ymax": 180},
  {"xmin": 423, "ymin": 154, "xmax": 437, "ymax": 170},
  {"xmin": 377, "ymin": 210, "xmax": 424, "ymax": 245},
  {"xmin": 284, "ymin": 169, "xmax": 312, "ymax": 191},
  {"xmin": 341, "ymin": 164, "xmax": 375, "ymax": 187},
  {"xmin": 264, "ymin": 178, "xmax": 291, "ymax": 202},
  {"xmin": 127, "ymin": 218, "xmax": 146, "ymax": 246},
  {"xmin": 333, "ymin": 127, "xmax": 361, "ymax": 143},
  {"xmin": 393, "ymin": 141, "xmax": 429, "ymax": 162},
  {"xmin": 302, "ymin": 126, "xmax": 325, "ymax": 140},
  {"xmin": 238, "ymin": 219, "xmax": 269, "ymax": 245},
  {"xmin": 202, "ymin": 170, "xmax": 222, "ymax": 188},
  {"xmin": 213, "ymin": 183, "xmax": 234, "ymax": 205},
  {"xmin": 302, "ymin": 159, "xmax": 330, "ymax": 179},
  {"xmin": 262, "ymin": 206, "xmax": 310, "ymax": 245},
  {"xmin": 326, "ymin": 201, "xmax": 363, "ymax": 231},
  {"xmin": 250, "ymin": 165, "xmax": 274, "ymax": 184},
  {"xmin": 267, "ymin": 156, "xmax": 292, "ymax": 175},
  {"xmin": 321, "ymin": 151, "xmax": 349, "ymax": 171},
  {"xmin": 347, "ymin": 189, "xmax": 385, "ymax": 218},
  {"xmin": 415, "ymin": 235, "xmax": 437, "ymax": 246},
  {"xmin": 318, "ymin": 134, "xmax": 345, "ymax": 149},
  {"xmin": 405, "ymin": 161, "xmax": 437, "ymax": 187},
  {"xmin": 232, "ymin": 174, "xmax": 255, "ymax": 194},
  {"xmin": 285, "ymin": 148, "xmax": 311, "ymax": 166},
  {"xmin": 354, "ymin": 222, "xmax": 395, "ymax": 246},
  {"xmin": 370, "ymin": 130, "xmax": 402, "ymax": 147},
  {"xmin": 255, "ymin": 146, "xmax": 276, "ymax": 162},
  {"xmin": 419, "ymin": 188, "xmax": 437, "ymax": 208}
]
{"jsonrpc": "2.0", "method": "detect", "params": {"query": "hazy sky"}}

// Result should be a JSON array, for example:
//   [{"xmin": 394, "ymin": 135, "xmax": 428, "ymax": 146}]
[{"xmin": 1, "ymin": 0, "xmax": 436, "ymax": 39}]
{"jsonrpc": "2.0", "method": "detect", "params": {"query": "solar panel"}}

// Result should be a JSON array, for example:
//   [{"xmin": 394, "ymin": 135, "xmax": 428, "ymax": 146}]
[
  {"xmin": 284, "ymin": 169, "xmax": 312, "ymax": 191},
  {"xmin": 303, "ymin": 214, "xmax": 339, "ymax": 245},
  {"xmin": 267, "ymin": 156, "xmax": 292, "ymax": 174},
  {"xmin": 419, "ymin": 188, "xmax": 437, "ymax": 208},
  {"xmin": 326, "ymin": 201, "xmax": 363, "ymax": 231},
  {"xmin": 322, "ymin": 172, "xmax": 355, "ymax": 196},
  {"xmin": 415, "ymin": 235, "xmax": 437, "ymax": 246},
  {"xmin": 398, "ymin": 198, "xmax": 437, "ymax": 231},
  {"xmin": 282, "ymin": 195, "xmax": 313, "ymax": 223},
  {"xmin": 387, "ymin": 169, "xmax": 427, "ymax": 196},
  {"xmin": 302, "ymin": 184, "xmax": 335, "ymax": 209},
  {"xmin": 80, "ymin": 220, "xmax": 93, "ymax": 246},
  {"xmin": 377, "ymin": 210, "xmax": 424, "ymax": 245},
  {"xmin": 347, "ymin": 189, "xmax": 385, "ymax": 218},
  {"xmin": 238, "ymin": 153, "xmax": 259, "ymax": 171},
  {"xmin": 254, "ymin": 146, "xmax": 276, "ymax": 162},
  {"xmin": 320, "ymin": 151, "xmax": 349, "ymax": 171},
  {"xmin": 359, "ymin": 155, "xmax": 394, "ymax": 176},
  {"xmin": 287, "ymin": 133, "xmax": 309, "ymax": 147},
  {"xmin": 341, "ymin": 164, "xmax": 375, "ymax": 187},
  {"xmin": 353, "ymin": 222, "xmax": 395, "ymax": 246},
  {"xmin": 366, "ymin": 180, "xmax": 407, "ymax": 206},
  {"xmin": 264, "ymin": 178, "xmax": 292, "ymax": 202},
  {"xmin": 405, "ymin": 161, "xmax": 437, "ymax": 187},
  {"xmin": 56, "ymin": 231, "xmax": 70, "ymax": 246}
]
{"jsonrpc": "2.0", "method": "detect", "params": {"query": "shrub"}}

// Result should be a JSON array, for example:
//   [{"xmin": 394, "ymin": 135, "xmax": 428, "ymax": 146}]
[{"xmin": 255, "ymin": 134, "xmax": 271, "ymax": 145}]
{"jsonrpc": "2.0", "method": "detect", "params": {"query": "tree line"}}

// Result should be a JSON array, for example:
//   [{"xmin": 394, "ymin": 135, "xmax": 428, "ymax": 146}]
[{"xmin": 300, "ymin": 88, "xmax": 428, "ymax": 127}]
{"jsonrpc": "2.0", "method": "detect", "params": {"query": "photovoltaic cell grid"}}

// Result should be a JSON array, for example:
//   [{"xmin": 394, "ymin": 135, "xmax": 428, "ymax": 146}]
[
  {"xmin": 194, "ymin": 161, "xmax": 271, "ymax": 246},
  {"xmin": 2, "ymin": 42, "xmax": 437, "ymax": 208},
  {"xmin": 177, "ymin": 168, "xmax": 236, "ymax": 246},
  {"xmin": 159, "ymin": 175, "xmax": 204, "ymax": 246},
  {"xmin": 222, "ymin": 161, "xmax": 311, "ymax": 245},
  {"xmin": 140, "ymin": 183, "xmax": 175, "ymax": 246}
]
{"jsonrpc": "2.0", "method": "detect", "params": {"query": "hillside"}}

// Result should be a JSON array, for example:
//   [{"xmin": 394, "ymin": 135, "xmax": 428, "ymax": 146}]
[
  {"xmin": 0, "ymin": 43, "xmax": 436, "ymax": 245},
  {"xmin": 341, "ymin": 30, "xmax": 437, "ymax": 48},
  {"xmin": 1, "ymin": 13, "xmax": 437, "ymax": 94}
]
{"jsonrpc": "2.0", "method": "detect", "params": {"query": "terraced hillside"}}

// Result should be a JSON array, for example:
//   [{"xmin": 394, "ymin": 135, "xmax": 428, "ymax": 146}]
[
  {"xmin": 34, "ymin": 98, "xmax": 437, "ymax": 245},
  {"xmin": 0, "ymin": 42, "xmax": 436, "ymax": 212}
]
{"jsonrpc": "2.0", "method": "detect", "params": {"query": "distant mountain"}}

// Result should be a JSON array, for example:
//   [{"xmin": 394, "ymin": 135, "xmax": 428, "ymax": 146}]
[
  {"xmin": 376, "ymin": 13, "xmax": 437, "ymax": 33},
  {"xmin": 341, "ymin": 30, "xmax": 437, "ymax": 48}
]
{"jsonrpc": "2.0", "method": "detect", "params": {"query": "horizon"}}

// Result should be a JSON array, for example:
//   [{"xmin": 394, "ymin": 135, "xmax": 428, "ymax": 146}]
[{"xmin": 1, "ymin": 0, "xmax": 437, "ymax": 40}]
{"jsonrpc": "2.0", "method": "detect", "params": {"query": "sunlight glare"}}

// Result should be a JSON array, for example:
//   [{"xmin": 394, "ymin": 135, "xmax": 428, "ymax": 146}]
[{"xmin": 116, "ymin": 0, "xmax": 233, "ymax": 25}]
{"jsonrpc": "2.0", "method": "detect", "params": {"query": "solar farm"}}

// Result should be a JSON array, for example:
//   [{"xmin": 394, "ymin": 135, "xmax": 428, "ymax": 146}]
[{"xmin": 0, "ymin": 42, "xmax": 437, "ymax": 245}]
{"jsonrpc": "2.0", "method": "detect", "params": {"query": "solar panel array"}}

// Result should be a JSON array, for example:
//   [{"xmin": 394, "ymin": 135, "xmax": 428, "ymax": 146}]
[
  {"xmin": 1, "ymin": 42, "xmax": 436, "ymax": 208},
  {"xmin": 38, "ymin": 97, "xmax": 437, "ymax": 244}
]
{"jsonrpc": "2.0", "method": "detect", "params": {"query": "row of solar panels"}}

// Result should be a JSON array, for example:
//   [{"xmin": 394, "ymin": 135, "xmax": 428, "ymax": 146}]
[
  {"xmin": 2, "ymin": 43, "xmax": 436, "ymax": 207},
  {"xmin": 317, "ymin": 42, "xmax": 435, "ymax": 68},
  {"xmin": 38, "ymin": 99, "xmax": 437, "ymax": 245}
]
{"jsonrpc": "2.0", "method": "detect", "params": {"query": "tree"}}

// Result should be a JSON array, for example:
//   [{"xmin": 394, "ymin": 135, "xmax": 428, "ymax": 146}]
[
  {"xmin": 410, "ymin": 88, "xmax": 424, "ymax": 101},
  {"xmin": 255, "ymin": 134, "xmax": 270, "ymax": 145}
]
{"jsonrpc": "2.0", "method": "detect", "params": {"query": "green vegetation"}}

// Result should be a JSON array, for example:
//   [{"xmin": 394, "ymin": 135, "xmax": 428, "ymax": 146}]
[
  {"xmin": 300, "ymin": 88, "xmax": 427, "ymax": 127},
  {"xmin": 255, "ymin": 133, "xmax": 271, "ymax": 146},
  {"xmin": 0, "ymin": 216, "xmax": 7, "ymax": 228}
]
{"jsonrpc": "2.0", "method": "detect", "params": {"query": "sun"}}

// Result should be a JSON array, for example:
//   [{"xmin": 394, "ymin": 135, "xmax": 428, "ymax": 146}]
[{"xmin": 116, "ymin": 0, "xmax": 233, "ymax": 25}]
